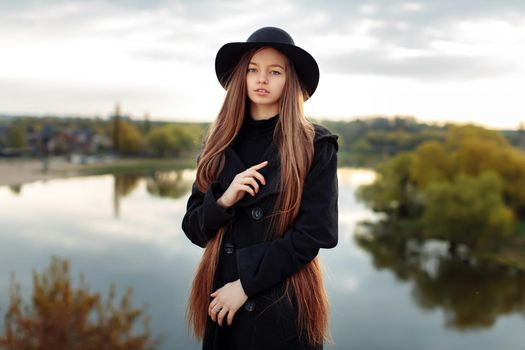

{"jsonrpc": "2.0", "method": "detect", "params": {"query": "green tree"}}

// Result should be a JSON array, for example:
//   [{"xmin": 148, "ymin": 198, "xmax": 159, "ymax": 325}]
[
  {"xmin": 146, "ymin": 124, "xmax": 195, "ymax": 157},
  {"xmin": 7, "ymin": 125, "xmax": 27, "ymax": 148},
  {"xmin": 411, "ymin": 141, "xmax": 454, "ymax": 189},
  {"xmin": 146, "ymin": 126, "xmax": 178, "ymax": 157},
  {"xmin": 356, "ymin": 152, "xmax": 423, "ymax": 217},
  {"xmin": 445, "ymin": 124, "xmax": 509, "ymax": 150},
  {"xmin": 447, "ymin": 126, "xmax": 525, "ymax": 212},
  {"xmin": 422, "ymin": 171, "xmax": 514, "ymax": 249},
  {"xmin": 115, "ymin": 120, "xmax": 147, "ymax": 154}
]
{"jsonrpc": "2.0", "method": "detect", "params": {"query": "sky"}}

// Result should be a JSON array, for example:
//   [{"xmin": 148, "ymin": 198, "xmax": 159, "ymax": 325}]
[{"xmin": 0, "ymin": 0, "xmax": 524, "ymax": 129}]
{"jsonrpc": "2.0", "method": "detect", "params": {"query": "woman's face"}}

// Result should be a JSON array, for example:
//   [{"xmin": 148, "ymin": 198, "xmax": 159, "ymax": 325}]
[{"xmin": 246, "ymin": 47, "xmax": 287, "ymax": 110}]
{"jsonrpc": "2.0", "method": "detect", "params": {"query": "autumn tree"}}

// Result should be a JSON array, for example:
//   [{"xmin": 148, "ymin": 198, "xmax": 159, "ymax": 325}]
[
  {"xmin": 0, "ymin": 256, "xmax": 163, "ymax": 350},
  {"xmin": 114, "ymin": 120, "xmax": 147, "ymax": 155},
  {"xmin": 357, "ymin": 123, "xmax": 525, "ymax": 249}
]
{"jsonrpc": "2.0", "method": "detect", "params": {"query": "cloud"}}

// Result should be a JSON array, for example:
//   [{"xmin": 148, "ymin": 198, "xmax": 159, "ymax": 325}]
[
  {"xmin": 292, "ymin": 1, "xmax": 525, "ymax": 80},
  {"xmin": 0, "ymin": 0, "xmax": 524, "ymax": 125},
  {"xmin": 322, "ymin": 49, "xmax": 519, "ymax": 80},
  {"xmin": 2, "ymin": 0, "xmax": 524, "ymax": 80}
]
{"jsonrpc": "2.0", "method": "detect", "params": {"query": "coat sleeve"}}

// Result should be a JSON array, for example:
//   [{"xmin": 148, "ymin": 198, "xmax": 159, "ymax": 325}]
[
  {"xmin": 181, "ymin": 180, "xmax": 237, "ymax": 248},
  {"xmin": 235, "ymin": 135, "xmax": 339, "ymax": 297}
]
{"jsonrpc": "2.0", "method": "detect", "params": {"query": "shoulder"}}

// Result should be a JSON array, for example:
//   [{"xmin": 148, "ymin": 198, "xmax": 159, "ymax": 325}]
[
  {"xmin": 305, "ymin": 123, "xmax": 339, "ymax": 178},
  {"xmin": 312, "ymin": 123, "xmax": 339, "ymax": 152}
]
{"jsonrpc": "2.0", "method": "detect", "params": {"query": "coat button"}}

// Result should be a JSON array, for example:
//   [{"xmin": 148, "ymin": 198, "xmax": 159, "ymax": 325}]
[
  {"xmin": 244, "ymin": 298, "xmax": 256, "ymax": 312},
  {"xmin": 223, "ymin": 242, "xmax": 235, "ymax": 254},
  {"xmin": 251, "ymin": 206, "xmax": 263, "ymax": 221}
]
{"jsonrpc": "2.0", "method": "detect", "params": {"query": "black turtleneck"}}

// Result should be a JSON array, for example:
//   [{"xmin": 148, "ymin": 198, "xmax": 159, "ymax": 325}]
[{"xmin": 232, "ymin": 110, "xmax": 279, "ymax": 167}]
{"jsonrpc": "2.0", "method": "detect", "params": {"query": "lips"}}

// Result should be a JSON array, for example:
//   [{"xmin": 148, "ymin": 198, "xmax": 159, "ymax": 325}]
[{"xmin": 255, "ymin": 89, "xmax": 269, "ymax": 93}]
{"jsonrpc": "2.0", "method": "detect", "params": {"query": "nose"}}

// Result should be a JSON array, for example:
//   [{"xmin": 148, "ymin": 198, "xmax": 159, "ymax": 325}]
[{"xmin": 257, "ymin": 71, "xmax": 268, "ymax": 84}]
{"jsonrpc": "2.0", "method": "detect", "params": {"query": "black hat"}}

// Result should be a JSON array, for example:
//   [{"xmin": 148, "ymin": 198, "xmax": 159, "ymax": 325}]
[{"xmin": 215, "ymin": 26, "xmax": 320, "ymax": 101}]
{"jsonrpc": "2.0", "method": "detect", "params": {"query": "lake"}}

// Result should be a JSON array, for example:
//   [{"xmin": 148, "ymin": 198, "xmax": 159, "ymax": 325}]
[{"xmin": 0, "ymin": 168, "xmax": 524, "ymax": 349}]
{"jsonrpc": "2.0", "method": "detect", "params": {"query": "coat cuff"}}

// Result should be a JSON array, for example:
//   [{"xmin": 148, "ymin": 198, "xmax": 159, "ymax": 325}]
[{"xmin": 202, "ymin": 181, "xmax": 236, "ymax": 233}]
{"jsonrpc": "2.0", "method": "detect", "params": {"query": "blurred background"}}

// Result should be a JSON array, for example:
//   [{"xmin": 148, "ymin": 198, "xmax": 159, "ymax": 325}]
[{"xmin": 1, "ymin": 1, "xmax": 525, "ymax": 349}]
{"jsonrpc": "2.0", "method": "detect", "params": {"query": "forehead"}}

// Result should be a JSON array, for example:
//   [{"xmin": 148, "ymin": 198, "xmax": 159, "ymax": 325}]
[{"xmin": 249, "ymin": 47, "xmax": 288, "ymax": 67}]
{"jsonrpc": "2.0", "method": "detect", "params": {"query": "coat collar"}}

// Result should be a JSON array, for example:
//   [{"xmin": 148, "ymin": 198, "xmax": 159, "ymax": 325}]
[
  {"xmin": 215, "ymin": 123, "xmax": 338, "ymax": 208},
  {"xmin": 217, "ymin": 141, "xmax": 281, "ymax": 207}
]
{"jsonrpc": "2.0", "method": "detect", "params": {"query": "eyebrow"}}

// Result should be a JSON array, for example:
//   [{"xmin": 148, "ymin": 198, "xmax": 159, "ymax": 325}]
[{"xmin": 249, "ymin": 62, "xmax": 285, "ymax": 70}]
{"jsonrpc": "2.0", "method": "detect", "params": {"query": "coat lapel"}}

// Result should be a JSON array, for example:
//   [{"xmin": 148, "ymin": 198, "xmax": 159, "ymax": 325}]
[
  {"xmin": 217, "ymin": 142, "xmax": 281, "ymax": 207},
  {"xmin": 214, "ymin": 123, "xmax": 337, "ymax": 208}
]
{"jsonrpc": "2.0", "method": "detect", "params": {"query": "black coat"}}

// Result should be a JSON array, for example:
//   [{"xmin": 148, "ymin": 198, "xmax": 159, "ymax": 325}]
[{"xmin": 182, "ymin": 123, "xmax": 339, "ymax": 350}]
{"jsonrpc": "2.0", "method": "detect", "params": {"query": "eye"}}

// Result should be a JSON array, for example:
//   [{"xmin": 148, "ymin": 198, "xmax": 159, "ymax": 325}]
[
  {"xmin": 247, "ymin": 67, "xmax": 257, "ymax": 73},
  {"xmin": 270, "ymin": 70, "xmax": 281, "ymax": 75}
]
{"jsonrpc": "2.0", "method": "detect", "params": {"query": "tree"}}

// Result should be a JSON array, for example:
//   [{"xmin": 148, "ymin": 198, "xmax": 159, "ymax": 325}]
[
  {"xmin": 112, "ymin": 103, "xmax": 122, "ymax": 153},
  {"xmin": 146, "ymin": 126, "xmax": 178, "ymax": 157},
  {"xmin": 422, "ymin": 171, "xmax": 514, "ymax": 249},
  {"xmin": 115, "ymin": 120, "xmax": 147, "ymax": 155},
  {"xmin": 356, "ymin": 152, "xmax": 423, "ymax": 218},
  {"xmin": 0, "ymin": 256, "xmax": 163, "ymax": 350},
  {"xmin": 7, "ymin": 124, "xmax": 27, "ymax": 148},
  {"xmin": 410, "ymin": 141, "xmax": 454, "ymax": 189},
  {"xmin": 146, "ymin": 124, "xmax": 196, "ymax": 157}
]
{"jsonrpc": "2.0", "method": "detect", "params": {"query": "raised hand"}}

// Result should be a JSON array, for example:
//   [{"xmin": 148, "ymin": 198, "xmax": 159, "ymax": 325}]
[{"xmin": 217, "ymin": 160, "xmax": 268, "ymax": 209}]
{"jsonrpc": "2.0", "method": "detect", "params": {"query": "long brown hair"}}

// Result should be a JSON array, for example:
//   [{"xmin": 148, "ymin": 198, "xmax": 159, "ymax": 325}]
[{"xmin": 185, "ymin": 46, "xmax": 333, "ymax": 348}]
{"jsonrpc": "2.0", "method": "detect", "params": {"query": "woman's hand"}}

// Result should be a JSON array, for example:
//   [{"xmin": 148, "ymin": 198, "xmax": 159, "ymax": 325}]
[
  {"xmin": 217, "ymin": 160, "xmax": 268, "ymax": 208},
  {"xmin": 208, "ymin": 279, "xmax": 249, "ymax": 326}
]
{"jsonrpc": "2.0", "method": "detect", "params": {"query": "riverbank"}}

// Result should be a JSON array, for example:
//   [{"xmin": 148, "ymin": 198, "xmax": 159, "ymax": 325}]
[{"xmin": 0, "ymin": 156, "xmax": 196, "ymax": 187}]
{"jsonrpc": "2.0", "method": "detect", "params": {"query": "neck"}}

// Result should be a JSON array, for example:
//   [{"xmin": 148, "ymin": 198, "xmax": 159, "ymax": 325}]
[{"xmin": 249, "ymin": 103, "xmax": 279, "ymax": 120}]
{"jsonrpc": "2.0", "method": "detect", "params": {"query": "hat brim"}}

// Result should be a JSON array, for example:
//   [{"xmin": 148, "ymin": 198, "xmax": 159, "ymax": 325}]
[{"xmin": 215, "ymin": 42, "xmax": 319, "ymax": 100}]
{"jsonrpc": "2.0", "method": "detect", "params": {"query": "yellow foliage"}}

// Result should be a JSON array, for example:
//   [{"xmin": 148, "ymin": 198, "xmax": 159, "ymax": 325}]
[
  {"xmin": 411, "ymin": 141, "xmax": 453, "ymax": 189},
  {"xmin": 0, "ymin": 256, "xmax": 163, "ymax": 350}
]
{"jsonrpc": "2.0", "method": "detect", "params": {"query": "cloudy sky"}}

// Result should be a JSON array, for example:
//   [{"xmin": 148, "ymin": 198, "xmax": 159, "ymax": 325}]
[{"xmin": 1, "ymin": 0, "xmax": 524, "ymax": 129}]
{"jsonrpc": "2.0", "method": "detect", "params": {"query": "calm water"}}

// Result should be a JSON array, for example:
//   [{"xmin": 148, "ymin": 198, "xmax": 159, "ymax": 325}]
[{"xmin": 1, "ymin": 168, "xmax": 524, "ymax": 350}]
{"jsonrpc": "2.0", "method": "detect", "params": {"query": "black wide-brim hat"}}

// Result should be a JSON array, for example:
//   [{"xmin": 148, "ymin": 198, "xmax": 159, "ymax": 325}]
[{"xmin": 215, "ymin": 26, "xmax": 320, "ymax": 101}]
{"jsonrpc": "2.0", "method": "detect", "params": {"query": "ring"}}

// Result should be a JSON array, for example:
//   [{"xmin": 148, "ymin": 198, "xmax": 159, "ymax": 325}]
[{"xmin": 213, "ymin": 306, "xmax": 221, "ymax": 313}]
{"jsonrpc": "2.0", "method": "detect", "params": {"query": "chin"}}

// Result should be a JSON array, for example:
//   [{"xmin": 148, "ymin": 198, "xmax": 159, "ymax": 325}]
[{"xmin": 249, "ymin": 95, "xmax": 278, "ymax": 105}]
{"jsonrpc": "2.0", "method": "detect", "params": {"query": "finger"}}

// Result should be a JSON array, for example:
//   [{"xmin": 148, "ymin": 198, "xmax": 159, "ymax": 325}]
[
  {"xmin": 227, "ymin": 310, "xmax": 235, "ymax": 326},
  {"xmin": 208, "ymin": 303, "xmax": 213, "ymax": 320},
  {"xmin": 208, "ymin": 301, "xmax": 219, "ymax": 320},
  {"xmin": 245, "ymin": 169, "xmax": 266, "ymax": 186},
  {"xmin": 239, "ymin": 176, "xmax": 259, "ymax": 193},
  {"xmin": 217, "ymin": 307, "xmax": 228, "ymax": 326},
  {"xmin": 238, "ymin": 184, "xmax": 255, "ymax": 196},
  {"xmin": 251, "ymin": 160, "xmax": 268, "ymax": 170},
  {"xmin": 210, "ymin": 304, "xmax": 220, "ymax": 322},
  {"xmin": 253, "ymin": 171, "xmax": 266, "ymax": 186}
]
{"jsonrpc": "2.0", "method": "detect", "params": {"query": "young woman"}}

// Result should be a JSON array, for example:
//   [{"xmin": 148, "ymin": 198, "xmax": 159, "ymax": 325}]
[{"xmin": 181, "ymin": 26, "xmax": 339, "ymax": 350}]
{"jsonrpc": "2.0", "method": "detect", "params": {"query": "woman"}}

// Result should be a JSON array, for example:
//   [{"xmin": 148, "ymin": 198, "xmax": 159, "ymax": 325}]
[{"xmin": 181, "ymin": 26, "xmax": 339, "ymax": 350}]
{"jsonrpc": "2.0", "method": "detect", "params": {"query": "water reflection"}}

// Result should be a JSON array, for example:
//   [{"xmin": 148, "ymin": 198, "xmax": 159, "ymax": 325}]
[
  {"xmin": 146, "ymin": 172, "xmax": 191, "ymax": 199},
  {"xmin": 114, "ymin": 174, "xmax": 142, "ymax": 217},
  {"xmin": 0, "ymin": 256, "xmax": 163, "ymax": 349},
  {"xmin": 355, "ymin": 219, "xmax": 525, "ymax": 330},
  {"xmin": 112, "ymin": 171, "xmax": 193, "ymax": 217},
  {"xmin": 1, "ymin": 168, "xmax": 524, "ymax": 350},
  {"xmin": 8, "ymin": 185, "xmax": 22, "ymax": 195}
]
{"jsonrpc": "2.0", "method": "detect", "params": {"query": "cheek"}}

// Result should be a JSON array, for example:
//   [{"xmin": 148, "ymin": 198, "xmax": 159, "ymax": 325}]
[{"xmin": 276, "ymin": 79, "xmax": 286, "ymax": 94}]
